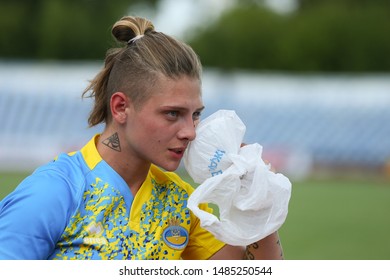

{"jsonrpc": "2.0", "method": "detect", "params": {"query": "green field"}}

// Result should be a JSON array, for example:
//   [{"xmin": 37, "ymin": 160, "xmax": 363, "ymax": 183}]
[
  {"xmin": 279, "ymin": 177, "xmax": 390, "ymax": 260},
  {"xmin": 1, "ymin": 170, "xmax": 389, "ymax": 260}
]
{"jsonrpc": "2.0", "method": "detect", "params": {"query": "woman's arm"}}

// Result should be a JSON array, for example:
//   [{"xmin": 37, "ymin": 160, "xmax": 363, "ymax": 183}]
[
  {"xmin": 243, "ymin": 231, "xmax": 284, "ymax": 260},
  {"xmin": 210, "ymin": 231, "xmax": 284, "ymax": 260}
]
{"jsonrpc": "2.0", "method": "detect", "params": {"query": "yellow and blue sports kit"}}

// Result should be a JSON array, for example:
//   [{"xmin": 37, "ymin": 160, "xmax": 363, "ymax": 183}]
[{"xmin": 0, "ymin": 135, "xmax": 225, "ymax": 259}]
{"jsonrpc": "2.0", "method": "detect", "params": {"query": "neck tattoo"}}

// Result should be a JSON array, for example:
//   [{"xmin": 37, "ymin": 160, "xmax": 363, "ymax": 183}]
[{"xmin": 102, "ymin": 132, "xmax": 121, "ymax": 152}]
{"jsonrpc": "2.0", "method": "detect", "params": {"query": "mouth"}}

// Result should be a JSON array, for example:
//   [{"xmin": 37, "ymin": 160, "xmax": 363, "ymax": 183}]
[{"xmin": 168, "ymin": 147, "xmax": 186, "ymax": 158}]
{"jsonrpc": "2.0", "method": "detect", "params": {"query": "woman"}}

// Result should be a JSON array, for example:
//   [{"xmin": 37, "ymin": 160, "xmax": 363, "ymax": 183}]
[{"xmin": 0, "ymin": 16, "xmax": 283, "ymax": 259}]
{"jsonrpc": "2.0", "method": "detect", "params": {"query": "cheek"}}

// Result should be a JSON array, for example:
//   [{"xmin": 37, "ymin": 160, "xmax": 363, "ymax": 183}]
[
  {"xmin": 137, "ymin": 122, "xmax": 168, "ymax": 145},
  {"xmin": 149, "ymin": 129, "xmax": 174, "ymax": 145},
  {"xmin": 128, "ymin": 114, "xmax": 177, "ymax": 147}
]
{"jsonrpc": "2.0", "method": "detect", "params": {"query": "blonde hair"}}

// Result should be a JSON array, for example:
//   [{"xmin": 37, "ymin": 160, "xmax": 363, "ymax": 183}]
[{"xmin": 83, "ymin": 16, "xmax": 202, "ymax": 127}]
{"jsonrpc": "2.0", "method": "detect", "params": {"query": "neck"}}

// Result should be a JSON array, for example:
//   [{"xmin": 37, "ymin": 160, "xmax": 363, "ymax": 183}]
[{"xmin": 96, "ymin": 131, "xmax": 150, "ymax": 196}]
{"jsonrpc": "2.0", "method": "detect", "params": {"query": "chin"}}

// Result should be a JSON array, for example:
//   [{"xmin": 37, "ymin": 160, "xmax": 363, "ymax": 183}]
[
  {"xmin": 157, "ymin": 162, "xmax": 180, "ymax": 172},
  {"xmin": 162, "ymin": 165, "xmax": 179, "ymax": 172}
]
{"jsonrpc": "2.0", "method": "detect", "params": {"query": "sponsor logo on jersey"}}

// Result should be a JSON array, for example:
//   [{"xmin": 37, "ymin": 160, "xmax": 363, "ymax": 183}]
[{"xmin": 83, "ymin": 221, "xmax": 108, "ymax": 245}]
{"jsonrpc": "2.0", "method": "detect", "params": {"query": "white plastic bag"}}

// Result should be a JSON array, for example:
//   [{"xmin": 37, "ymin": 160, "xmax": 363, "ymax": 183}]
[{"xmin": 183, "ymin": 110, "xmax": 292, "ymax": 246}]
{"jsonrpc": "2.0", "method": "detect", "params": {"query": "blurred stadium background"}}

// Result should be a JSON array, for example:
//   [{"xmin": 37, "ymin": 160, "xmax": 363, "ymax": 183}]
[
  {"xmin": 1, "ymin": 62, "xmax": 389, "ymax": 179},
  {"xmin": 1, "ymin": 0, "xmax": 389, "ymax": 260}
]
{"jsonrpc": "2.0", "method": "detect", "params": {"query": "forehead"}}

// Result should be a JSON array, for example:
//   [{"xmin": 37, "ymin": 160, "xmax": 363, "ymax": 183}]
[{"xmin": 147, "ymin": 75, "xmax": 203, "ymax": 106}]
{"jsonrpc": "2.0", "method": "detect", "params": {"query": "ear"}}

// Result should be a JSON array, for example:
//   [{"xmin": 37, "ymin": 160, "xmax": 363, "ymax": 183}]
[{"xmin": 110, "ymin": 92, "xmax": 130, "ymax": 124}]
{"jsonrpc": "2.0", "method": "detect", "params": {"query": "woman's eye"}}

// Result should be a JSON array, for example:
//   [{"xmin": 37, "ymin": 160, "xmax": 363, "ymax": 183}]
[
  {"xmin": 193, "ymin": 111, "xmax": 202, "ymax": 120},
  {"xmin": 167, "ymin": 111, "xmax": 179, "ymax": 119}
]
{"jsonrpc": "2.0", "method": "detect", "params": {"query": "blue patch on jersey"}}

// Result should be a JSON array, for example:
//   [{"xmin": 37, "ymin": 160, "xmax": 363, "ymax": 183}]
[{"xmin": 162, "ymin": 225, "xmax": 189, "ymax": 250}]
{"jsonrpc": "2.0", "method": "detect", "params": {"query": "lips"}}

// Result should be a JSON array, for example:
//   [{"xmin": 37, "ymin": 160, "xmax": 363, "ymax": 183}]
[
  {"xmin": 169, "ymin": 148, "xmax": 184, "ymax": 155},
  {"xmin": 168, "ymin": 147, "xmax": 186, "ymax": 158}
]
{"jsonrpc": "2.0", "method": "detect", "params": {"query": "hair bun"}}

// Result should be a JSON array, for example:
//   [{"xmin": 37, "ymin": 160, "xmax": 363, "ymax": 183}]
[{"xmin": 112, "ymin": 16, "xmax": 154, "ymax": 44}]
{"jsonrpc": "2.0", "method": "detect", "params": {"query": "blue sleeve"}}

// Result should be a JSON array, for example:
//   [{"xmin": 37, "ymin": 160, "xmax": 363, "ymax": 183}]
[{"xmin": 0, "ymin": 168, "xmax": 78, "ymax": 259}]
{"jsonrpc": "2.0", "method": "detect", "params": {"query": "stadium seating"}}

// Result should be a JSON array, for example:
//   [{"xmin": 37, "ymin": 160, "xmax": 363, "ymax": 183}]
[{"xmin": 1, "ymin": 62, "xmax": 389, "ymax": 178}]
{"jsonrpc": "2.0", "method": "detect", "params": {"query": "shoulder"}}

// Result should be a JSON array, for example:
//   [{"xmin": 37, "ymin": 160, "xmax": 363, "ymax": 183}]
[
  {"xmin": 27, "ymin": 152, "xmax": 86, "ymax": 201},
  {"xmin": 0, "ymin": 153, "xmax": 86, "ymax": 258},
  {"xmin": 1, "ymin": 152, "xmax": 86, "ymax": 226}
]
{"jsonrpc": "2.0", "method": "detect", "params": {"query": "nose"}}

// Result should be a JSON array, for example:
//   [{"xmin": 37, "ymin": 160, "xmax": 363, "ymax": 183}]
[{"xmin": 177, "ymin": 117, "xmax": 196, "ymax": 142}]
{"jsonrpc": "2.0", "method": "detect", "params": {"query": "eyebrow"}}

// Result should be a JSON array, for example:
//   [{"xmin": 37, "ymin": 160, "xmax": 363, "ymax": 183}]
[
  {"xmin": 196, "ymin": 106, "xmax": 205, "ymax": 112},
  {"xmin": 162, "ymin": 105, "xmax": 205, "ymax": 112}
]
